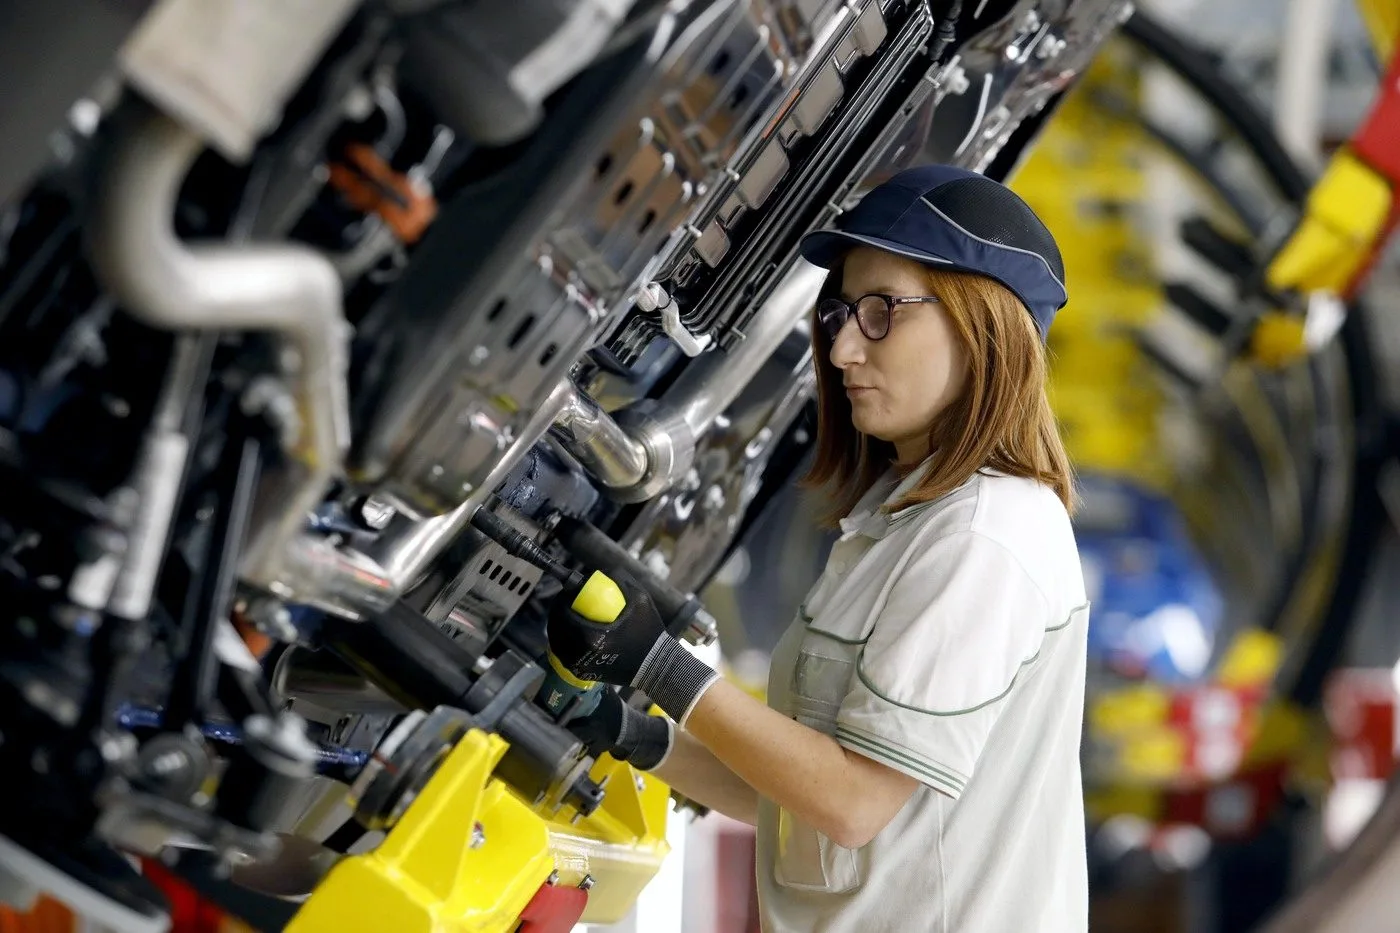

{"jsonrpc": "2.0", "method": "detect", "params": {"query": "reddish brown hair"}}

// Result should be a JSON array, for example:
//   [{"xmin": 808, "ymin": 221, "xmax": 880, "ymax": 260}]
[{"xmin": 802, "ymin": 265, "xmax": 1074, "ymax": 525}]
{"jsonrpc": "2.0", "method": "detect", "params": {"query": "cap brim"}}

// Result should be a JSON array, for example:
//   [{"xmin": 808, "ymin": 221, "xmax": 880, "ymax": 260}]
[{"xmin": 798, "ymin": 230, "xmax": 957, "ymax": 271}]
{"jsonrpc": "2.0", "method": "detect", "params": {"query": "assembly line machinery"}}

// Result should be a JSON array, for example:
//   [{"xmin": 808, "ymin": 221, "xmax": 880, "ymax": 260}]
[{"xmin": 0, "ymin": 0, "xmax": 1396, "ymax": 929}]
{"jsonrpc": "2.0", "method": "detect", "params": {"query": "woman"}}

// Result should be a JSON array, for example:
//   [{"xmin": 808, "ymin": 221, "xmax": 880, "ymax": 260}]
[{"xmin": 548, "ymin": 164, "xmax": 1090, "ymax": 932}]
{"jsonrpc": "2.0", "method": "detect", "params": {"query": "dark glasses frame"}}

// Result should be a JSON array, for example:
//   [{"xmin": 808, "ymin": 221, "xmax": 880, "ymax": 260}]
[{"xmin": 815, "ymin": 293, "xmax": 942, "ymax": 341}]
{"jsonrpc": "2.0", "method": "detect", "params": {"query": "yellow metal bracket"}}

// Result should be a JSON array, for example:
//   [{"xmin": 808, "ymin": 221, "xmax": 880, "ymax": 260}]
[
  {"xmin": 288, "ymin": 729, "xmax": 555, "ymax": 933},
  {"xmin": 539, "ymin": 753, "xmax": 673, "ymax": 925},
  {"xmin": 1357, "ymin": 0, "xmax": 1399, "ymax": 64},
  {"xmin": 1265, "ymin": 149, "xmax": 1393, "ymax": 297}
]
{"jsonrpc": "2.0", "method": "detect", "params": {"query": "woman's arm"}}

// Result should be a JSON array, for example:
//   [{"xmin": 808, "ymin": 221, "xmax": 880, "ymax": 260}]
[
  {"xmin": 684, "ymin": 679, "xmax": 917, "ymax": 849},
  {"xmin": 545, "ymin": 583, "xmax": 916, "ymax": 845},
  {"xmin": 652, "ymin": 729, "xmax": 759, "ymax": 825}
]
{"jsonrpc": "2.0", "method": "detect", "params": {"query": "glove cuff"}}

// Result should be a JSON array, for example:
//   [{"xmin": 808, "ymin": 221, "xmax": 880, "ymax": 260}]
[
  {"xmin": 633, "ymin": 635, "xmax": 720, "ymax": 725},
  {"xmin": 612, "ymin": 701, "xmax": 674, "ymax": 771}
]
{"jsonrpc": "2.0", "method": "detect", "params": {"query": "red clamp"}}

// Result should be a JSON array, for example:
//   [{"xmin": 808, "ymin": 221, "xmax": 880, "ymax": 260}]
[
  {"xmin": 1343, "ymin": 34, "xmax": 1400, "ymax": 297},
  {"xmin": 515, "ymin": 881, "xmax": 589, "ymax": 933}
]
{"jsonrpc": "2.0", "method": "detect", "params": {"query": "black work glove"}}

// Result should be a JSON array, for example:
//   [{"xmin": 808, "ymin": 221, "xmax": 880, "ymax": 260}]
[
  {"xmin": 547, "ymin": 572, "xmax": 719, "ymax": 725},
  {"xmin": 570, "ymin": 688, "xmax": 674, "ymax": 771}
]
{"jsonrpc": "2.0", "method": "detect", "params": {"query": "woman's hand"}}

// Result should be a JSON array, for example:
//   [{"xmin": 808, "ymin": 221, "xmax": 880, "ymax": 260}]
[
  {"xmin": 569, "ymin": 689, "xmax": 674, "ymax": 771},
  {"xmin": 547, "ymin": 573, "xmax": 720, "ymax": 724},
  {"xmin": 550, "ymin": 574, "xmax": 917, "ymax": 846}
]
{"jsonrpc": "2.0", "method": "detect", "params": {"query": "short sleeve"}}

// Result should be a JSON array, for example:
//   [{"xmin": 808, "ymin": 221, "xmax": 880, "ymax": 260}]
[{"xmin": 835, "ymin": 531, "xmax": 1050, "ymax": 799}]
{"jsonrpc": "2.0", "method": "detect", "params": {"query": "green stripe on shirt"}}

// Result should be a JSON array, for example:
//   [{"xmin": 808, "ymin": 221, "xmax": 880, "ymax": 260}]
[{"xmin": 835, "ymin": 725, "xmax": 966, "ymax": 795}]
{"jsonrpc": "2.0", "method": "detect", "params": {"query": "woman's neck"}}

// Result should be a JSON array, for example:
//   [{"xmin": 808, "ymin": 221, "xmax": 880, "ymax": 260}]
[{"xmin": 892, "ymin": 439, "xmax": 931, "ymax": 474}]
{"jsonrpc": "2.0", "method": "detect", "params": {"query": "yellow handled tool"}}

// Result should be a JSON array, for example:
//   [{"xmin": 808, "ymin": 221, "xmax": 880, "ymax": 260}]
[{"xmin": 468, "ymin": 507, "xmax": 624, "ymax": 719}]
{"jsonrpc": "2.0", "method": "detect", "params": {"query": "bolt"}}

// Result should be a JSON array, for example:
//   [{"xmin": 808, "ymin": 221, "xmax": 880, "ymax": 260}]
[
  {"xmin": 101, "ymin": 733, "xmax": 137, "ymax": 763},
  {"xmin": 579, "ymin": 874, "xmax": 596, "ymax": 891},
  {"xmin": 278, "ymin": 346, "xmax": 304, "ymax": 375},
  {"xmin": 241, "ymin": 376, "xmax": 301, "ymax": 449},
  {"xmin": 702, "ymin": 486, "xmax": 725, "ymax": 513},
  {"xmin": 469, "ymin": 822, "xmax": 486, "ymax": 849},
  {"xmin": 149, "ymin": 749, "xmax": 191, "ymax": 777},
  {"xmin": 944, "ymin": 63, "xmax": 970, "ymax": 96},
  {"xmin": 1036, "ymin": 35, "xmax": 1066, "ymax": 60},
  {"xmin": 547, "ymin": 870, "xmax": 560, "ymax": 886},
  {"xmin": 634, "ymin": 774, "xmax": 646, "ymax": 792},
  {"xmin": 468, "ymin": 345, "xmax": 490, "ymax": 367},
  {"xmin": 358, "ymin": 496, "xmax": 396, "ymax": 530},
  {"xmin": 247, "ymin": 599, "xmax": 297, "ymax": 642}
]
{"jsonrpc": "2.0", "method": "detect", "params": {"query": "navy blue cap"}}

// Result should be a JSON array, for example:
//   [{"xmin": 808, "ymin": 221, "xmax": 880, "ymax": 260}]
[{"xmin": 799, "ymin": 165, "xmax": 1067, "ymax": 337}]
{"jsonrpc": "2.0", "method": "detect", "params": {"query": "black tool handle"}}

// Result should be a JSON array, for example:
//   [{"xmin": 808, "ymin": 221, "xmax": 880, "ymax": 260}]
[{"xmin": 553, "ymin": 516, "xmax": 703, "ymax": 639}]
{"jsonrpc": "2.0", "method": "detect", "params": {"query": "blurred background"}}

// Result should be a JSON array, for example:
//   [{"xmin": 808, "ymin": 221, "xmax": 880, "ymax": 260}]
[{"xmin": 667, "ymin": 0, "xmax": 1400, "ymax": 929}]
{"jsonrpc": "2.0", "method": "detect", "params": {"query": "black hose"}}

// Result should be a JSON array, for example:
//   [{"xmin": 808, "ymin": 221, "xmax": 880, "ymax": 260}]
[
  {"xmin": 469, "ymin": 506, "xmax": 583, "ymax": 590},
  {"xmin": 1119, "ymin": 11, "xmax": 1310, "ymax": 202},
  {"xmin": 164, "ymin": 430, "xmax": 262, "ymax": 727}
]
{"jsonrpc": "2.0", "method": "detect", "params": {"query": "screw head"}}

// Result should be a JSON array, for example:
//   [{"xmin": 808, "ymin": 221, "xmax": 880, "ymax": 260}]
[{"xmin": 469, "ymin": 822, "xmax": 486, "ymax": 849}]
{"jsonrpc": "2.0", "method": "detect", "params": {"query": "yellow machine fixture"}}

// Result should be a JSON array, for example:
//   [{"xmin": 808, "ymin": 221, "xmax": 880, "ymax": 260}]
[{"xmin": 289, "ymin": 725, "xmax": 672, "ymax": 932}]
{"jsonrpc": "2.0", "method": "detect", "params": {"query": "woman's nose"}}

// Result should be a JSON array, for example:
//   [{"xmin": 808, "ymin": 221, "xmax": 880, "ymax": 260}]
[{"xmin": 828, "ymin": 316, "xmax": 866, "ymax": 369}]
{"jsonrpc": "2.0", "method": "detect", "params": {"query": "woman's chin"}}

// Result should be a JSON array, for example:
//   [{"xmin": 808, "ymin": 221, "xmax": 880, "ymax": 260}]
[{"xmin": 851, "ymin": 415, "xmax": 889, "ymax": 440}]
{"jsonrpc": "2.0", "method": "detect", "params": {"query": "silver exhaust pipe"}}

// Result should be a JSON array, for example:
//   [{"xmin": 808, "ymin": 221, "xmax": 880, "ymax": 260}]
[
  {"xmin": 552, "ymin": 262, "xmax": 824, "ymax": 501},
  {"xmin": 366, "ymin": 379, "xmax": 578, "ymax": 592},
  {"xmin": 90, "ymin": 101, "xmax": 391, "ymax": 616},
  {"xmin": 550, "ymin": 388, "xmax": 650, "ymax": 492}
]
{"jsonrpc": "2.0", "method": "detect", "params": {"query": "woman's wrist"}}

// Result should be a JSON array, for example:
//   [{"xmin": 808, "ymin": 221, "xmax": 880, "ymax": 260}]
[{"xmin": 632, "ymin": 636, "xmax": 721, "ymax": 726}]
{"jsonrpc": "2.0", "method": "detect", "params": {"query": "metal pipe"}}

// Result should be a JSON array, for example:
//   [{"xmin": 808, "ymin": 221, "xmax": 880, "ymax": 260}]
[
  {"xmin": 668, "ymin": 262, "xmax": 824, "ymax": 438},
  {"xmin": 552, "ymin": 261, "xmax": 822, "ymax": 500},
  {"xmin": 367, "ymin": 379, "xmax": 576, "ymax": 591},
  {"xmin": 281, "ymin": 535, "xmax": 397, "ymax": 620},
  {"xmin": 549, "ymin": 387, "xmax": 650, "ymax": 490},
  {"xmin": 271, "ymin": 647, "xmax": 408, "ymax": 715},
  {"xmin": 109, "ymin": 334, "xmax": 210, "ymax": 620},
  {"xmin": 89, "ymin": 100, "xmax": 375, "ymax": 609}
]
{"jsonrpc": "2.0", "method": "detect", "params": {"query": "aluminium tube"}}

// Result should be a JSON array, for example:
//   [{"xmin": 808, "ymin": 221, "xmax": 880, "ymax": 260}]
[
  {"xmin": 667, "ymin": 262, "xmax": 825, "ymax": 439},
  {"xmin": 89, "ymin": 100, "xmax": 372, "ymax": 608},
  {"xmin": 551, "ymin": 261, "xmax": 823, "ymax": 498},
  {"xmin": 366, "ymin": 379, "xmax": 577, "ymax": 592},
  {"xmin": 549, "ymin": 386, "xmax": 650, "ymax": 490}
]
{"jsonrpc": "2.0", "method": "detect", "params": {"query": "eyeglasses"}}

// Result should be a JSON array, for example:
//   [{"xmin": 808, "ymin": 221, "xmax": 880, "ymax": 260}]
[{"xmin": 815, "ymin": 293, "xmax": 941, "ymax": 342}]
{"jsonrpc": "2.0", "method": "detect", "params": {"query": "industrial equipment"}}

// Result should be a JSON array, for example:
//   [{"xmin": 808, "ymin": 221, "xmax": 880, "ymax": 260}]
[{"xmin": 0, "ymin": 0, "xmax": 1135, "ymax": 928}]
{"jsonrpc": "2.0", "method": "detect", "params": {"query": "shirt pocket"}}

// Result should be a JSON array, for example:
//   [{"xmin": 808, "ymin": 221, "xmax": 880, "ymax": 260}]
[{"xmin": 773, "ymin": 634, "xmax": 864, "ymax": 894}]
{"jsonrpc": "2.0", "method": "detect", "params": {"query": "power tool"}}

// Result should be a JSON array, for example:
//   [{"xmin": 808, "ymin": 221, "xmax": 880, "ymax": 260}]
[{"xmin": 467, "ymin": 507, "xmax": 624, "ymax": 721}]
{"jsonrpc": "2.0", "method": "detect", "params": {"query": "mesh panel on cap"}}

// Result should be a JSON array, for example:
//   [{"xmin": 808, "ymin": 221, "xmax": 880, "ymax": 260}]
[{"xmin": 925, "ymin": 177, "xmax": 1066, "ymax": 284}]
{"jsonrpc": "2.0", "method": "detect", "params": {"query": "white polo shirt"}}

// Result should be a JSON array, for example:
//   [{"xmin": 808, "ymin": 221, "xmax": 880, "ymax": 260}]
[{"xmin": 755, "ymin": 464, "xmax": 1090, "ymax": 933}]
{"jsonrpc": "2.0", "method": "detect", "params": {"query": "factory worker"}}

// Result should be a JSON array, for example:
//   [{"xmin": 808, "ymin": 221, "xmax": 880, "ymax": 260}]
[{"xmin": 549, "ymin": 164, "xmax": 1090, "ymax": 933}]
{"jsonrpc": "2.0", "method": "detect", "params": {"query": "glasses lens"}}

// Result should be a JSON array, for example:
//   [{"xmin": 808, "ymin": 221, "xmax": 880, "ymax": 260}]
[
  {"xmin": 816, "ymin": 298, "xmax": 849, "ymax": 341},
  {"xmin": 856, "ymin": 295, "xmax": 891, "ymax": 339}
]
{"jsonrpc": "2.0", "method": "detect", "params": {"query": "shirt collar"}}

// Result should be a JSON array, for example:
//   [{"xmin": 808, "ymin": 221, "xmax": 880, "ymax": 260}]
[{"xmin": 837, "ymin": 455, "xmax": 938, "ymax": 541}]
